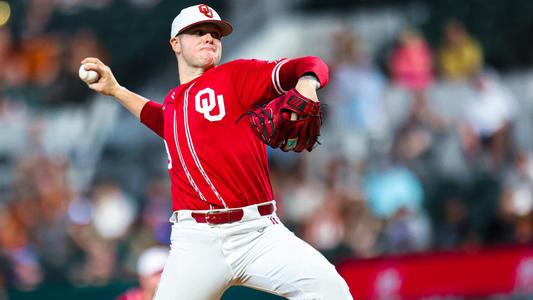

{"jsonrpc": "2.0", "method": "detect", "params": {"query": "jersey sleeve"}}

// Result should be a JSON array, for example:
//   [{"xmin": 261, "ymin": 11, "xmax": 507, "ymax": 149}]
[
  {"xmin": 140, "ymin": 100, "xmax": 164, "ymax": 138},
  {"xmin": 278, "ymin": 56, "xmax": 329, "ymax": 91},
  {"xmin": 229, "ymin": 56, "xmax": 329, "ymax": 109}
]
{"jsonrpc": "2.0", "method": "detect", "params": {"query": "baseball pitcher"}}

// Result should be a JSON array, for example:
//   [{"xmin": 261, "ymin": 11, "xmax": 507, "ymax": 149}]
[{"xmin": 81, "ymin": 4, "xmax": 352, "ymax": 300}]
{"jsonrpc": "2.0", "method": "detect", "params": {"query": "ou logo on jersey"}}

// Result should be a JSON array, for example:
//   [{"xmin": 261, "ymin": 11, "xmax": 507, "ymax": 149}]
[{"xmin": 195, "ymin": 88, "xmax": 226, "ymax": 121}]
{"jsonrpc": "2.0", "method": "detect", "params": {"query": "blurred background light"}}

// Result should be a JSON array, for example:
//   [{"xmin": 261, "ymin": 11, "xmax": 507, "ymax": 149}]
[{"xmin": 0, "ymin": 1, "xmax": 10, "ymax": 27}]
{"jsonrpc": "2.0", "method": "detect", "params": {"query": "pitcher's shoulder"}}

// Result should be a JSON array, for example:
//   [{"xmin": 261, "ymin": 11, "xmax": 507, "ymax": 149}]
[{"xmin": 163, "ymin": 86, "xmax": 182, "ymax": 103}]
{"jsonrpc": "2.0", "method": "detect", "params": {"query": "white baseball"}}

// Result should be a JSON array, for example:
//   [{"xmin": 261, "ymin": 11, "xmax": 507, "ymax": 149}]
[{"xmin": 79, "ymin": 64, "xmax": 100, "ymax": 84}]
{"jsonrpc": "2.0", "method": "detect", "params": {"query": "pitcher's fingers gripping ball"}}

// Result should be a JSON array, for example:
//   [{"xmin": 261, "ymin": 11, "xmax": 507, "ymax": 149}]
[
  {"xmin": 79, "ymin": 58, "xmax": 121, "ymax": 97},
  {"xmin": 79, "ymin": 64, "xmax": 100, "ymax": 84},
  {"xmin": 247, "ymin": 88, "xmax": 322, "ymax": 152}
]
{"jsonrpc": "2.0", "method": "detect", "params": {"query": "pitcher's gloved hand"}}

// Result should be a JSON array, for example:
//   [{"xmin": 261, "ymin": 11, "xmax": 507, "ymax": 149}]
[{"xmin": 247, "ymin": 89, "xmax": 322, "ymax": 152}]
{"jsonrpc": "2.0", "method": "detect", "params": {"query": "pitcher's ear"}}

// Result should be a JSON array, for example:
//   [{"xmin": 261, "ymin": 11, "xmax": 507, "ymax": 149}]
[{"xmin": 170, "ymin": 36, "xmax": 181, "ymax": 54}]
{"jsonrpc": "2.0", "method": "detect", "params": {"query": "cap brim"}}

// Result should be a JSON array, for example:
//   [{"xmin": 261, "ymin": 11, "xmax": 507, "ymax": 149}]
[{"xmin": 177, "ymin": 20, "xmax": 233, "ymax": 37}]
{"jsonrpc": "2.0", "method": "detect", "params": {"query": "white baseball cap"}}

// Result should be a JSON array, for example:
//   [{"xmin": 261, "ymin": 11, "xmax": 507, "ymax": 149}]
[
  {"xmin": 137, "ymin": 246, "xmax": 169, "ymax": 276},
  {"xmin": 170, "ymin": 4, "xmax": 233, "ymax": 38}
]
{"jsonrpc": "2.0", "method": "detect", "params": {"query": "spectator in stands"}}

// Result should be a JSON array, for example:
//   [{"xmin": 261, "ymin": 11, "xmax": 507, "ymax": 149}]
[
  {"xmin": 122, "ymin": 178, "xmax": 172, "ymax": 269},
  {"xmin": 486, "ymin": 152, "xmax": 533, "ymax": 244},
  {"xmin": 117, "ymin": 246, "xmax": 168, "ymax": 300},
  {"xmin": 330, "ymin": 29, "xmax": 386, "ymax": 130},
  {"xmin": 363, "ymin": 165, "xmax": 431, "ymax": 253},
  {"xmin": 388, "ymin": 28, "xmax": 444, "ymax": 177},
  {"xmin": 342, "ymin": 199, "xmax": 382, "ymax": 258},
  {"xmin": 24, "ymin": 34, "xmax": 63, "ymax": 88},
  {"xmin": 365, "ymin": 166, "xmax": 418, "ymax": 214},
  {"xmin": 87, "ymin": 179, "xmax": 137, "ymax": 242},
  {"xmin": 389, "ymin": 27, "xmax": 434, "ymax": 93},
  {"xmin": 2, "ymin": 50, "xmax": 32, "ymax": 104},
  {"xmin": 325, "ymin": 29, "xmax": 386, "ymax": 163},
  {"xmin": 383, "ymin": 206, "xmax": 431, "ymax": 253},
  {"xmin": 301, "ymin": 187, "xmax": 347, "ymax": 262},
  {"xmin": 458, "ymin": 71, "xmax": 517, "ymax": 169},
  {"xmin": 277, "ymin": 159, "xmax": 325, "ymax": 228},
  {"xmin": 67, "ymin": 179, "xmax": 136, "ymax": 285},
  {"xmin": 0, "ymin": 91, "xmax": 29, "ymax": 179},
  {"xmin": 437, "ymin": 19, "xmax": 483, "ymax": 80},
  {"xmin": 0, "ymin": 202, "xmax": 44, "ymax": 290},
  {"xmin": 139, "ymin": 179, "xmax": 172, "ymax": 245}
]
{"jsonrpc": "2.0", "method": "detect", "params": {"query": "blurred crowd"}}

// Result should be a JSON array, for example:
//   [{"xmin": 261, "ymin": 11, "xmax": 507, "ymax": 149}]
[
  {"xmin": 269, "ymin": 18, "xmax": 533, "ymax": 265},
  {"xmin": 0, "ymin": 155, "xmax": 172, "ymax": 292},
  {"xmin": 1, "ymin": 0, "xmax": 533, "ymax": 297},
  {"xmin": 0, "ymin": 0, "xmax": 112, "ymax": 108},
  {"xmin": 0, "ymin": 0, "xmax": 171, "ymax": 295}
]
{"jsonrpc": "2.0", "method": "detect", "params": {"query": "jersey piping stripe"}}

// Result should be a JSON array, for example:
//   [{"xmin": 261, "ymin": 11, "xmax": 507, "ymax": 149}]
[
  {"xmin": 183, "ymin": 83, "xmax": 228, "ymax": 208},
  {"xmin": 275, "ymin": 59, "xmax": 289, "ymax": 94},
  {"xmin": 271, "ymin": 59, "xmax": 289, "ymax": 95},
  {"xmin": 271, "ymin": 61, "xmax": 281, "ymax": 95},
  {"xmin": 173, "ymin": 107, "xmax": 207, "ymax": 203},
  {"xmin": 271, "ymin": 59, "xmax": 287, "ymax": 95}
]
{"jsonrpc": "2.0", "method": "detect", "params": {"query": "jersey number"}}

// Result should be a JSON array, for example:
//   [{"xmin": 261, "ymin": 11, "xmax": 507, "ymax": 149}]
[{"xmin": 195, "ymin": 88, "xmax": 226, "ymax": 121}]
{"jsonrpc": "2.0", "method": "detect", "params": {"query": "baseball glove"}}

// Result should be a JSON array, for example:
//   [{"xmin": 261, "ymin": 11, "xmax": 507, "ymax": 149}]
[{"xmin": 246, "ymin": 89, "xmax": 322, "ymax": 152}]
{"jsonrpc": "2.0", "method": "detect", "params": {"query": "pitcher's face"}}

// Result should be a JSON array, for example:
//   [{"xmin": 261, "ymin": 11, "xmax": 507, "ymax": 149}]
[{"xmin": 173, "ymin": 23, "xmax": 223, "ymax": 70}]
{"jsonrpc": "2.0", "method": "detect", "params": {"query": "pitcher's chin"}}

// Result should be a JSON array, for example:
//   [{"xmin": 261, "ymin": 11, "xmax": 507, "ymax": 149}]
[{"xmin": 202, "ymin": 54, "xmax": 220, "ymax": 68}]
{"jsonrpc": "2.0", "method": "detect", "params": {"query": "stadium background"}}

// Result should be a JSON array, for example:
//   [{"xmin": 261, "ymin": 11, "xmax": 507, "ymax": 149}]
[{"xmin": 1, "ymin": 0, "xmax": 533, "ymax": 299}]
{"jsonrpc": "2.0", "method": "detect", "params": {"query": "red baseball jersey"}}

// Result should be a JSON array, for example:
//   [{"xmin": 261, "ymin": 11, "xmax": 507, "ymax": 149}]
[{"xmin": 140, "ymin": 57, "xmax": 328, "ymax": 211}]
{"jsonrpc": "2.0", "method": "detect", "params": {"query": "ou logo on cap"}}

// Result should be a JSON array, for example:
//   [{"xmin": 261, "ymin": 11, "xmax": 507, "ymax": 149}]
[{"xmin": 198, "ymin": 4, "xmax": 213, "ymax": 18}]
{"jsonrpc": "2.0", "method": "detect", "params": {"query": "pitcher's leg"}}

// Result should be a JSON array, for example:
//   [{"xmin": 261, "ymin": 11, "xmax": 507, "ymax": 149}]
[
  {"xmin": 154, "ymin": 223, "xmax": 233, "ymax": 300},
  {"xmin": 239, "ymin": 223, "xmax": 352, "ymax": 300}
]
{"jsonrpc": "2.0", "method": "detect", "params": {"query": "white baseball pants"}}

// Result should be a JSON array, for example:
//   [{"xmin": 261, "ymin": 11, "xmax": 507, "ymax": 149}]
[{"xmin": 154, "ymin": 201, "xmax": 353, "ymax": 300}]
